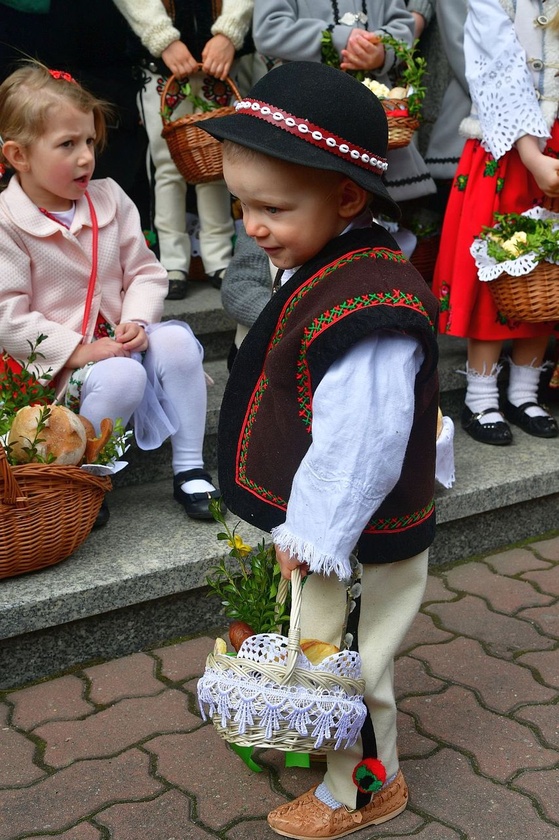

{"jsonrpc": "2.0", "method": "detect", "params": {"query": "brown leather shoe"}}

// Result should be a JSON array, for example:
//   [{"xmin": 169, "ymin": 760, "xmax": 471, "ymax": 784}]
[{"xmin": 267, "ymin": 769, "xmax": 408, "ymax": 839}]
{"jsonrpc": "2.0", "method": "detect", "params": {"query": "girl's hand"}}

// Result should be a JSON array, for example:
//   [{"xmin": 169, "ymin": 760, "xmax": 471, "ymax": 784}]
[
  {"xmin": 66, "ymin": 338, "xmax": 129, "ymax": 368},
  {"xmin": 161, "ymin": 40, "xmax": 199, "ymax": 78},
  {"xmin": 115, "ymin": 322, "xmax": 149, "ymax": 353},
  {"xmin": 516, "ymin": 135, "xmax": 559, "ymax": 197},
  {"xmin": 201, "ymin": 34, "xmax": 235, "ymax": 79},
  {"xmin": 340, "ymin": 30, "xmax": 385, "ymax": 72},
  {"xmin": 275, "ymin": 545, "xmax": 309, "ymax": 580}
]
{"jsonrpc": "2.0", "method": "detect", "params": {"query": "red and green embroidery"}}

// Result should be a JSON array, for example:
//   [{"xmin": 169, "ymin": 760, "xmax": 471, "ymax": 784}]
[
  {"xmin": 297, "ymin": 288, "xmax": 434, "ymax": 432},
  {"xmin": 438, "ymin": 281, "xmax": 451, "ymax": 312},
  {"xmin": 235, "ymin": 248, "xmax": 434, "ymax": 521},
  {"xmin": 237, "ymin": 375, "xmax": 287, "ymax": 507},
  {"xmin": 364, "ymin": 499, "xmax": 434, "ymax": 534},
  {"xmin": 484, "ymin": 159, "xmax": 499, "ymax": 178}
]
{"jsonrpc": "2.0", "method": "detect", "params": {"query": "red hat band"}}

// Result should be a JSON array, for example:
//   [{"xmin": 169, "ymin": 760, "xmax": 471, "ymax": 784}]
[{"xmin": 234, "ymin": 98, "xmax": 389, "ymax": 177}]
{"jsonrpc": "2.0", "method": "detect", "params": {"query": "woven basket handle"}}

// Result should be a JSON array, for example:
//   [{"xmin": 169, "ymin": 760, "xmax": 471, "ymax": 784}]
[
  {"xmin": 278, "ymin": 567, "xmax": 303, "ymax": 685},
  {"xmin": 160, "ymin": 63, "xmax": 242, "ymax": 126},
  {"xmin": 0, "ymin": 445, "xmax": 26, "ymax": 507}
]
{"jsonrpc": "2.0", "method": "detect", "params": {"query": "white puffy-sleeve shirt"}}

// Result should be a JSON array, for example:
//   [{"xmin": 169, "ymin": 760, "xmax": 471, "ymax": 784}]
[
  {"xmin": 464, "ymin": 0, "xmax": 550, "ymax": 160},
  {"xmin": 271, "ymin": 331, "xmax": 425, "ymax": 580}
]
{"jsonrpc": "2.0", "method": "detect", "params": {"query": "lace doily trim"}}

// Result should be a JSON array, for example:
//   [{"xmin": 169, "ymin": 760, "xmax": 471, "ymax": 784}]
[
  {"xmin": 471, "ymin": 207, "xmax": 559, "ymax": 281},
  {"xmin": 197, "ymin": 632, "xmax": 367, "ymax": 750}
]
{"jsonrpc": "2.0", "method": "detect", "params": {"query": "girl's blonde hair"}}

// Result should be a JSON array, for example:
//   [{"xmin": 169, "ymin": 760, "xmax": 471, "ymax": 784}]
[{"xmin": 0, "ymin": 61, "xmax": 112, "ymax": 170}]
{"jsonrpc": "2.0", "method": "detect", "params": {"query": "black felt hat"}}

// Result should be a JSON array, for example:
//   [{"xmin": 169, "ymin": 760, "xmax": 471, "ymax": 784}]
[{"xmin": 200, "ymin": 61, "xmax": 400, "ymax": 221}]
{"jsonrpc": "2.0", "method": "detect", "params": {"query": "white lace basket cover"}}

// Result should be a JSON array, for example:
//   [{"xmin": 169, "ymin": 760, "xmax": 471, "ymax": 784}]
[
  {"xmin": 471, "ymin": 206, "xmax": 559, "ymax": 281},
  {"xmin": 197, "ymin": 568, "xmax": 367, "ymax": 752}
]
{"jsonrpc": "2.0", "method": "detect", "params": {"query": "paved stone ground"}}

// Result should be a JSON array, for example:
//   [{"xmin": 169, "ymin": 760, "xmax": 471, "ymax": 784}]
[{"xmin": 1, "ymin": 535, "xmax": 558, "ymax": 840}]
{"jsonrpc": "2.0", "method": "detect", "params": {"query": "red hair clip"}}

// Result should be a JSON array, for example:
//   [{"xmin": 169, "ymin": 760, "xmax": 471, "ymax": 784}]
[{"xmin": 48, "ymin": 69, "xmax": 77, "ymax": 84}]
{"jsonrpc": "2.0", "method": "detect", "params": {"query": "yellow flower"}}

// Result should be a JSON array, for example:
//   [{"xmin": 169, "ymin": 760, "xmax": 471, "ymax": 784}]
[
  {"xmin": 229, "ymin": 534, "xmax": 252, "ymax": 557},
  {"xmin": 501, "ymin": 231, "xmax": 528, "ymax": 256}
]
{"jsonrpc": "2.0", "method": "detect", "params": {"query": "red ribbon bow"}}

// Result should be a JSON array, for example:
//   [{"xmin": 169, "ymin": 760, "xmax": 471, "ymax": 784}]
[{"xmin": 48, "ymin": 69, "xmax": 77, "ymax": 84}]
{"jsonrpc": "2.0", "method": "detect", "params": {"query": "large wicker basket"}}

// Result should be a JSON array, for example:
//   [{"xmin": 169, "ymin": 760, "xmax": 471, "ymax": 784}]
[
  {"xmin": 161, "ymin": 66, "xmax": 241, "ymax": 184},
  {"xmin": 197, "ymin": 568, "xmax": 367, "ymax": 753},
  {"xmin": 0, "ymin": 446, "xmax": 111, "ymax": 579},
  {"xmin": 488, "ymin": 261, "xmax": 559, "ymax": 322}
]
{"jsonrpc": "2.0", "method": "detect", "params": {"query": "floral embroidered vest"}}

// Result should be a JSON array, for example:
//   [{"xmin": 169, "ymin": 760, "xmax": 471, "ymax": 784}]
[{"xmin": 217, "ymin": 225, "xmax": 440, "ymax": 565}]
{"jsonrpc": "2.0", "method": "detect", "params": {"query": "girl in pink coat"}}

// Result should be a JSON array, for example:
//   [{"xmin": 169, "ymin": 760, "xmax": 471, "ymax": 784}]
[{"xmin": 0, "ymin": 62, "xmax": 221, "ymax": 524}]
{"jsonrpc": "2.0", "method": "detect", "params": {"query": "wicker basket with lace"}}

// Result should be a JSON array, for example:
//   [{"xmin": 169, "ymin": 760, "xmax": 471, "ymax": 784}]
[
  {"xmin": 197, "ymin": 568, "xmax": 367, "ymax": 752},
  {"xmin": 471, "ymin": 202, "xmax": 559, "ymax": 323},
  {"xmin": 161, "ymin": 65, "xmax": 241, "ymax": 184},
  {"xmin": 0, "ymin": 446, "xmax": 111, "ymax": 579},
  {"xmin": 488, "ymin": 262, "xmax": 559, "ymax": 322}
]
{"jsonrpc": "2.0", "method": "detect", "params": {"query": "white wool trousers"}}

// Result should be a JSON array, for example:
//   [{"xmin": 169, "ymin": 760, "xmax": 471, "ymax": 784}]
[
  {"xmin": 300, "ymin": 550, "xmax": 429, "ymax": 809},
  {"xmin": 137, "ymin": 69, "xmax": 235, "ymax": 275}
]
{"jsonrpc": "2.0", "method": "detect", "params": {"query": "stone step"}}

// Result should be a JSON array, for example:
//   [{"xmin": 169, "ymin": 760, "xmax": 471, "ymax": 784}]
[
  {"xmin": 3, "ymin": 287, "xmax": 559, "ymax": 688},
  {"xmin": 3, "ymin": 398, "xmax": 559, "ymax": 689}
]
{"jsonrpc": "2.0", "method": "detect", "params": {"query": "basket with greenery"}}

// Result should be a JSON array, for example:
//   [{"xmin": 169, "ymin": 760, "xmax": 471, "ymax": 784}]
[
  {"xmin": 205, "ymin": 499, "xmax": 290, "ymax": 651},
  {"xmin": 321, "ymin": 31, "xmax": 427, "ymax": 148},
  {"xmin": 199, "ymin": 507, "xmax": 367, "ymax": 753},
  {"xmin": 471, "ymin": 206, "xmax": 559, "ymax": 322},
  {"xmin": 0, "ymin": 336, "xmax": 128, "ymax": 578}
]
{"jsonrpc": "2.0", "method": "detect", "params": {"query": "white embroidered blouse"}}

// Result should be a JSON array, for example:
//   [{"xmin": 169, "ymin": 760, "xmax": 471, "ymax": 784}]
[{"xmin": 462, "ymin": 0, "xmax": 559, "ymax": 160}]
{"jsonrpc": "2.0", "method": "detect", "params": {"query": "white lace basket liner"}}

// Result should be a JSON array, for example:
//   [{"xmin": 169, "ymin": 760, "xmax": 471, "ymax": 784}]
[
  {"xmin": 197, "ymin": 567, "xmax": 367, "ymax": 752},
  {"xmin": 471, "ymin": 206, "xmax": 559, "ymax": 282}
]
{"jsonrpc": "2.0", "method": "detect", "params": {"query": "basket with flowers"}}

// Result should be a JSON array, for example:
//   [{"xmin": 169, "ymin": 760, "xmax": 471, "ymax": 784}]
[
  {"xmin": 0, "ymin": 336, "xmax": 130, "ymax": 578},
  {"xmin": 197, "ymin": 502, "xmax": 367, "ymax": 753},
  {"xmin": 471, "ymin": 205, "xmax": 559, "ymax": 322},
  {"xmin": 321, "ymin": 31, "xmax": 427, "ymax": 149}
]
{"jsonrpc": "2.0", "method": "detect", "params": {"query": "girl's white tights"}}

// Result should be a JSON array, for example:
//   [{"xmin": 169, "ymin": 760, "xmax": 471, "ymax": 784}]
[{"xmin": 79, "ymin": 325, "xmax": 214, "ymax": 490}]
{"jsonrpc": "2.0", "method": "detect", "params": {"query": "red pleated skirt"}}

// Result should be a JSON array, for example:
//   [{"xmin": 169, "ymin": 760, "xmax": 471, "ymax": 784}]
[{"xmin": 432, "ymin": 127, "xmax": 559, "ymax": 340}]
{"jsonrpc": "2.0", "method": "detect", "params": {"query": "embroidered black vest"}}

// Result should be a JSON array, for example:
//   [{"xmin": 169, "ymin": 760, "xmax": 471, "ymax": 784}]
[{"xmin": 218, "ymin": 225, "xmax": 440, "ymax": 564}]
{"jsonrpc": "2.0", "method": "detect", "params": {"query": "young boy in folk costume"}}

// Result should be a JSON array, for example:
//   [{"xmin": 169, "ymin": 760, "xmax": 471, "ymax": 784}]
[{"xmin": 200, "ymin": 61, "xmax": 439, "ymax": 839}]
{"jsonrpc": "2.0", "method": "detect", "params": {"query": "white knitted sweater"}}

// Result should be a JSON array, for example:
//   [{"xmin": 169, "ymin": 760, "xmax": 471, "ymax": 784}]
[{"xmin": 112, "ymin": 0, "xmax": 253, "ymax": 57}]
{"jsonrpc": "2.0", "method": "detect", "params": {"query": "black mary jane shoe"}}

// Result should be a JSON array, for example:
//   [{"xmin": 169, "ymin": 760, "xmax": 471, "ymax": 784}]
[
  {"xmin": 173, "ymin": 468, "xmax": 223, "ymax": 520},
  {"xmin": 93, "ymin": 499, "xmax": 110, "ymax": 529},
  {"xmin": 503, "ymin": 400, "xmax": 559, "ymax": 439},
  {"xmin": 166, "ymin": 270, "xmax": 189, "ymax": 301},
  {"xmin": 461, "ymin": 406, "xmax": 513, "ymax": 446}
]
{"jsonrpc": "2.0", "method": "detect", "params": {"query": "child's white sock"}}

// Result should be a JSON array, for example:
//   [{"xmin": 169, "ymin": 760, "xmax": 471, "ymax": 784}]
[
  {"xmin": 181, "ymin": 478, "xmax": 216, "ymax": 494},
  {"xmin": 507, "ymin": 360, "xmax": 549, "ymax": 418},
  {"xmin": 314, "ymin": 772, "xmax": 399, "ymax": 810},
  {"xmin": 464, "ymin": 365, "xmax": 503, "ymax": 425},
  {"xmin": 314, "ymin": 783, "xmax": 344, "ymax": 810}
]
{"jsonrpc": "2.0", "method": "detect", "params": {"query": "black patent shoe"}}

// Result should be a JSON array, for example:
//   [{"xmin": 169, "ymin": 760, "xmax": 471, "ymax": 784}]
[
  {"xmin": 93, "ymin": 499, "xmax": 110, "ymax": 529},
  {"xmin": 461, "ymin": 406, "xmax": 513, "ymax": 446},
  {"xmin": 503, "ymin": 400, "xmax": 559, "ymax": 439},
  {"xmin": 166, "ymin": 270, "xmax": 188, "ymax": 300},
  {"xmin": 173, "ymin": 468, "xmax": 223, "ymax": 520}
]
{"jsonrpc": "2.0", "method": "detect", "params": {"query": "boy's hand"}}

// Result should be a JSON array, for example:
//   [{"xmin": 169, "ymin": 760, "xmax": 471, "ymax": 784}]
[
  {"xmin": 115, "ymin": 322, "xmax": 149, "ymax": 353},
  {"xmin": 161, "ymin": 40, "xmax": 198, "ymax": 78},
  {"xmin": 66, "ymin": 337, "xmax": 129, "ymax": 368},
  {"xmin": 340, "ymin": 30, "xmax": 385, "ymax": 72},
  {"xmin": 202, "ymin": 34, "xmax": 235, "ymax": 80},
  {"xmin": 275, "ymin": 545, "xmax": 309, "ymax": 580}
]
